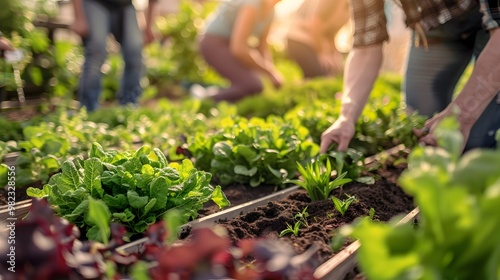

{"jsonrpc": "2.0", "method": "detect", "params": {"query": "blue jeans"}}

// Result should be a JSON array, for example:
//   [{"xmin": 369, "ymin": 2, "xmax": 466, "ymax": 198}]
[
  {"xmin": 78, "ymin": 0, "xmax": 144, "ymax": 112},
  {"xmin": 403, "ymin": 5, "xmax": 500, "ymax": 151}
]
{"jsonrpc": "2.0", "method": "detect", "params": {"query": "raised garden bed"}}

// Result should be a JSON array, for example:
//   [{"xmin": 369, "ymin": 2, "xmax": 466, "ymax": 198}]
[{"xmin": 113, "ymin": 146, "xmax": 415, "ymax": 279}]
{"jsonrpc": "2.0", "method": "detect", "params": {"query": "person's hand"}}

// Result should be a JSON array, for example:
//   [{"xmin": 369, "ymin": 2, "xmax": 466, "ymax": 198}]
[
  {"xmin": 413, "ymin": 109, "xmax": 472, "ymax": 150},
  {"xmin": 320, "ymin": 116, "xmax": 356, "ymax": 153},
  {"xmin": 268, "ymin": 69, "xmax": 284, "ymax": 89},
  {"xmin": 144, "ymin": 26, "xmax": 156, "ymax": 45},
  {"xmin": 0, "ymin": 37, "xmax": 14, "ymax": 52},
  {"xmin": 70, "ymin": 18, "xmax": 89, "ymax": 39}
]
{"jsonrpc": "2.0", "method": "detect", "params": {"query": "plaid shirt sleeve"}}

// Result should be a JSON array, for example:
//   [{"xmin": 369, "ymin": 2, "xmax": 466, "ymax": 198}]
[
  {"xmin": 400, "ymin": 0, "xmax": 421, "ymax": 27},
  {"xmin": 351, "ymin": 0, "xmax": 388, "ymax": 47}
]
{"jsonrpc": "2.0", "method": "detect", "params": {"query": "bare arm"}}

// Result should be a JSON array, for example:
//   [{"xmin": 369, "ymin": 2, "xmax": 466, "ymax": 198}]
[
  {"xmin": 340, "ymin": 44, "xmax": 384, "ymax": 123},
  {"xmin": 320, "ymin": 44, "xmax": 384, "ymax": 152},
  {"xmin": 70, "ymin": 0, "xmax": 88, "ymax": 38},
  {"xmin": 144, "ymin": 0, "xmax": 159, "ymax": 45},
  {"xmin": 229, "ymin": 5, "xmax": 273, "ymax": 75}
]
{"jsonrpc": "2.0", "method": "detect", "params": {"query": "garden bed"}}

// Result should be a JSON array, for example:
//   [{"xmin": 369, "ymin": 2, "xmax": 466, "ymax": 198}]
[
  {"xmin": 189, "ymin": 151, "xmax": 413, "ymax": 264},
  {"xmin": 114, "ymin": 147, "xmax": 414, "ymax": 279}
]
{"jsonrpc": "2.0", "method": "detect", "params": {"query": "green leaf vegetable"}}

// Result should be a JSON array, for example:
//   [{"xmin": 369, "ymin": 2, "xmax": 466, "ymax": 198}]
[
  {"xmin": 27, "ymin": 142, "xmax": 230, "ymax": 241},
  {"xmin": 188, "ymin": 115, "xmax": 319, "ymax": 187},
  {"xmin": 335, "ymin": 119, "xmax": 500, "ymax": 280}
]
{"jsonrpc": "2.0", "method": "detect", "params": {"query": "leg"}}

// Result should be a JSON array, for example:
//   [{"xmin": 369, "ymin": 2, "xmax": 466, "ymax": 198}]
[
  {"xmin": 199, "ymin": 35, "xmax": 263, "ymax": 103},
  {"xmin": 286, "ymin": 38, "xmax": 327, "ymax": 79},
  {"xmin": 112, "ymin": 5, "xmax": 144, "ymax": 106},
  {"xmin": 79, "ymin": 0, "xmax": 111, "ymax": 112},
  {"xmin": 403, "ymin": 33, "xmax": 473, "ymax": 116}
]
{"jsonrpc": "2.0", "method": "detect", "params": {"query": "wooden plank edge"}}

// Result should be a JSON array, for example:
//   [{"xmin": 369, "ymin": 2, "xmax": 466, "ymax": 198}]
[
  {"xmin": 313, "ymin": 207, "xmax": 420, "ymax": 280},
  {"xmin": 117, "ymin": 185, "xmax": 301, "ymax": 255}
]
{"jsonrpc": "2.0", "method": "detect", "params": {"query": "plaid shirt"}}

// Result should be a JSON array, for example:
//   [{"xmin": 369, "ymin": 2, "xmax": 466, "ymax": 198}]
[{"xmin": 352, "ymin": 0, "xmax": 476, "ymax": 46}]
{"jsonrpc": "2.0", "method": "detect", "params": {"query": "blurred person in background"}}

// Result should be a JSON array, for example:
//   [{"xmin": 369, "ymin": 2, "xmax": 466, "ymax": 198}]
[
  {"xmin": 70, "ymin": 0, "xmax": 158, "ymax": 112},
  {"xmin": 285, "ymin": 0, "xmax": 349, "ymax": 79},
  {"xmin": 193, "ymin": 0, "xmax": 284, "ymax": 102},
  {"xmin": 320, "ymin": 0, "xmax": 500, "ymax": 154},
  {"xmin": 0, "ymin": 31, "xmax": 14, "ymax": 53}
]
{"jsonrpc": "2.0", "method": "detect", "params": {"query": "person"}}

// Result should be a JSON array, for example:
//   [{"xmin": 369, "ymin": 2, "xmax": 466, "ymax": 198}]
[
  {"xmin": 320, "ymin": 0, "xmax": 500, "ymax": 154},
  {"xmin": 285, "ymin": 0, "xmax": 349, "ymax": 79},
  {"xmin": 195, "ymin": 0, "xmax": 284, "ymax": 103},
  {"xmin": 70, "ymin": 0, "xmax": 158, "ymax": 112},
  {"xmin": 0, "ymin": 31, "xmax": 14, "ymax": 54}
]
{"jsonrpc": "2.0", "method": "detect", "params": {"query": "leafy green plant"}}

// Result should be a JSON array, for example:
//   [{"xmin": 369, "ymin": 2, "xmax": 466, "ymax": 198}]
[
  {"xmin": 188, "ymin": 115, "xmax": 319, "ymax": 187},
  {"xmin": 27, "ymin": 143, "xmax": 230, "ymax": 242},
  {"xmin": 287, "ymin": 158, "xmax": 352, "ymax": 201},
  {"xmin": 334, "ymin": 118, "xmax": 500, "ymax": 280},
  {"xmin": 279, "ymin": 207, "xmax": 310, "ymax": 237},
  {"xmin": 326, "ymin": 149, "xmax": 374, "ymax": 185},
  {"xmin": 332, "ymin": 195, "xmax": 357, "ymax": 216}
]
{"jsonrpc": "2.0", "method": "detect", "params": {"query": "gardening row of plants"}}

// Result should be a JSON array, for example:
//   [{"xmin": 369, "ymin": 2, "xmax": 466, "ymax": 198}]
[
  {"xmin": 0, "ymin": 141, "xmax": 411, "ymax": 279},
  {"xmin": 0, "ymin": 74, "xmax": 425, "ymax": 206},
  {"xmin": 3, "ymin": 119, "xmax": 498, "ymax": 279},
  {"xmin": 2, "ymin": 114, "xmax": 499, "ymax": 280}
]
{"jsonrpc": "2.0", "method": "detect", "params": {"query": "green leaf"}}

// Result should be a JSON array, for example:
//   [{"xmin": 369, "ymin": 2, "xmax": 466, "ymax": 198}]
[
  {"xmin": 127, "ymin": 190, "xmax": 149, "ymax": 209},
  {"xmin": 40, "ymin": 156, "xmax": 60, "ymax": 172},
  {"xmin": 27, "ymin": 186, "xmax": 48, "ymax": 198},
  {"xmin": 211, "ymin": 185, "xmax": 230, "ymax": 209},
  {"xmin": 84, "ymin": 158, "xmax": 104, "ymax": 197},
  {"xmin": 234, "ymin": 145, "xmax": 260, "ymax": 163},
  {"xmin": 153, "ymin": 148, "xmax": 169, "ymax": 168},
  {"xmin": 150, "ymin": 177, "xmax": 169, "ymax": 211},
  {"xmin": 87, "ymin": 197, "xmax": 111, "ymax": 244},
  {"xmin": 60, "ymin": 161, "xmax": 83, "ymax": 190},
  {"xmin": 213, "ymin": 141, "xmax": 232, "ymax": 160},
  {"xmin": 234, "ymin": 165, "xmax": 258, "ymax": 176},
  {"xmin": 102, "ymin": 194, "xmax": 128, "ymax": 209},
  {"xmin": 142, "ymin": 198, "xmax": 157, "ymax": 217},
  {"xmin": 70, "ymin": 199, "xmax": 89, "ymax": 216},
  {"xmin": 112, "ymin": 208, "xmax": 135, "ymax": 222}
]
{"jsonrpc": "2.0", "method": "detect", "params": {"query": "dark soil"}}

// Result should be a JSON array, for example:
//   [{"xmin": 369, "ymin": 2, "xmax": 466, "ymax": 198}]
[{"xmin": 181, "ymin": 155, "xmax": 414, "ymax": 266}]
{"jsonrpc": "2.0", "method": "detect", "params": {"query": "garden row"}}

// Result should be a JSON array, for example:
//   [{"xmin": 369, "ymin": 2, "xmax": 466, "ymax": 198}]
[
  {"xmin": 3, "ymin": 122, "xmax": 498, "ymax": 279},
  {"xmin": 0, "ymin": 75, "xmax": 423, "ymax": 202}
]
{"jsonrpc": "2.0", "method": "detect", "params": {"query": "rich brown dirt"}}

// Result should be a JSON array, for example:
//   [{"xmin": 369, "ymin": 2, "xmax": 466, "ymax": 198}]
[{"xmin": 181, "ymin": 155, "xmax": 414, "ymax": 267}]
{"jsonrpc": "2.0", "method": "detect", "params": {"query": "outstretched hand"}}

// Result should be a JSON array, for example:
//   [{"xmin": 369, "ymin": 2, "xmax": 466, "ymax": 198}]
[
  {"xmin": 70, "ymin": 18, "xmax": 89, "ymax": 39},
  {"xmin": 0, "ymin": 37, "xmax": 14, "ymax": 52},
  {"xmin": 413, "ymin": 109, "xmax": 471, "ymax": 151},
  {"xmin": 268, "ymin": 70, "xmax": 284, "ymax": 89},
  {"xmin": 320, "ymin": 117, "xmax": 355, "ymax": 153}
]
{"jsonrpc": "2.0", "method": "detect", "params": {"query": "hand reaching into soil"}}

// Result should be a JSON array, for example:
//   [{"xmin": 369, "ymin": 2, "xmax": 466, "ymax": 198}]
[{"xmin": 320, "ymin": 116, "xmax": 356, "ymax": 153}]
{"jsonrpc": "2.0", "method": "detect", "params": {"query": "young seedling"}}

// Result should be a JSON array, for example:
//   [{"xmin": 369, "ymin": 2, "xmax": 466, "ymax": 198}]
[
  {"xmin": 368, "ymin": 207, "xmax": 375, "ymax": 220},
  {"xmin": 332, "ymin": 195, "xmax": 357, "ymax": 216},
  {"xmin": 279, "ymin": 207, "xmax": 310, "ymax": 237},
  {"xmin": 288, "ymin": 159, "xmax": 352, "ymax": 201},
  {"xmin": 294, "ymin": 206, "xmax": 310, "ymax": 227},
  {"xmin": 279, "ymin": 221, "xmax": 302, "ymax": 237}
]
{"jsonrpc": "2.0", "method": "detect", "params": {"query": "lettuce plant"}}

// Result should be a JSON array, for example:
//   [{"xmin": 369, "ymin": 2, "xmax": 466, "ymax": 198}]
[
  {"xmin": 27, "ymin": 142, "xmax": 229, "ymax": 242},
  {"xmin": 335, "ymin": 118, "xmax": 500, "ymax": 280},
  {"xmin": 188, "ymin": 115, "xmax": 319, "ymax": 187}
]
